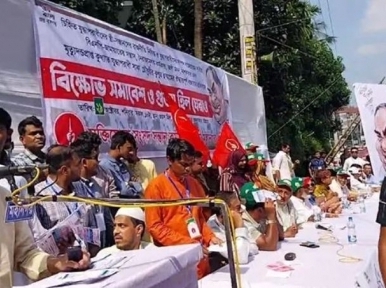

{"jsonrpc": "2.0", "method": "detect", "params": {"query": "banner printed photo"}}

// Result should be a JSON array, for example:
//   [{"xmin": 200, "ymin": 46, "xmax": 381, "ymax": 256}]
[
  {"xmin": 32, "ymin": 0, "xmax": 232, "ymax": 157},
  {"xmin": 354, "ymin": 83, "xmax": 386, "ymax": 182}
]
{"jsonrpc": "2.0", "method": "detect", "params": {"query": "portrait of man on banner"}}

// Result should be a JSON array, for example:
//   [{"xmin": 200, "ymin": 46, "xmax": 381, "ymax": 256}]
[{"xmin": 355, "ymin": 83, "xmax": 386, "ymax": 182}]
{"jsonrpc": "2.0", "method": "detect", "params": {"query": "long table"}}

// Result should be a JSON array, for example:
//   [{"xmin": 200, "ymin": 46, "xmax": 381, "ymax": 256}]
[
  {"xmin": 18, "ymin": 244, "xmax": 201, "ymax": 288},
  {"xmin": 199, "ymin": 194, "xmax": 383, "ymax": 288}
]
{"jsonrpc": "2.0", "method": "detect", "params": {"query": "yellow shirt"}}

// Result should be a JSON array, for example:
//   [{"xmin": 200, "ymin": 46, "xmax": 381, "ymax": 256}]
[
  {"xmin": 0, "ymin": 184, "xmax": 49, "ymax": 288},
  {"xmin": 128, "ymin": 159, "xmax": 157, "ymax": 190},
  {"xmin": 314, "ymin": 184, "xmax": 330, "ymax": 198}
]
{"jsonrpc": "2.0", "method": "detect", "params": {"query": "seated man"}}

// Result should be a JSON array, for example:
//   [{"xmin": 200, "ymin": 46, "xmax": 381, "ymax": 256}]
[
  {"xmin": 349, "ymin": 166, "xmax": 367, "ymax": 191},
  {"xmin": 313, "ymin": 169, "xmax": 342, "ymax": 217},
  {"xmin": 207, "ymin": 191, "xmax": 259, "ymax": 264},
  {"xmin": 97, "ymin": 207, "xmax": 154, "ymax": 257},
  {"xmin": 291, "ymin": 177, "xmax": 314, "ymax": 224},
  {"xmin": 331, "ymin": 170, "xmax": 357, "ymax": 201},
  {"xmin": 240, "ymin": 183, "xmax": 281, "ymax": 251},
  {"xmin": 275, "ymin": 179, "xmax": 299, "ymax": 237}
]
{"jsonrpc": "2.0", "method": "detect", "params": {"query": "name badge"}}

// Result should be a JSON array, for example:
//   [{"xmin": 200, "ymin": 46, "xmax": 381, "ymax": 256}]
[
  {"xmin": 5, "ymin": 202, "xmax": 34, "ymax": 223},
  {"xmin": 186, "ymin": 218, "xmax": 201, "ymax": 239}
]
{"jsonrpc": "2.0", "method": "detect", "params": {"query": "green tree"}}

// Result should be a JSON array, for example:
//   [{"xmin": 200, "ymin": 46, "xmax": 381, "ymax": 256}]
[{"xmin": 51, "ymin": 0, "xmax": 123, "ymax": 25}]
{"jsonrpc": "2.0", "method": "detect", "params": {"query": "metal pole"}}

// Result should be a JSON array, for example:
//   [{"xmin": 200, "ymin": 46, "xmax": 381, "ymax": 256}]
[
  {"xmin": 219, "ymin": 200, "xmax": 239, "ymax": 288},
  {"xmin": 238, "ymin": 0, "xmax": 257, "ymax": 84},
  {"xmin": 8, "ymin": 196, "xmax": 239, "ymax": 288}
]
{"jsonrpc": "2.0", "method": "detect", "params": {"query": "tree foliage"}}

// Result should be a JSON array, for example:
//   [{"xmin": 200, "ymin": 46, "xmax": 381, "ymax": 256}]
[{"xmin": 53, "ymin": 0, "xmax": 351, "ymax": 163}]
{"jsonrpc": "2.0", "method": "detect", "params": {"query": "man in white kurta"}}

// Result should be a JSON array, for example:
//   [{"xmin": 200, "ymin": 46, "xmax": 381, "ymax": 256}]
[
  {"xmin": 275, "ymin": 179, "xmax": 299, "ymax": 236},
  {"xmin": 97, "ymin": 207, "xmax": 155, "ymax": 257},
  {"xmin": 272, "ymin": 144, "xmax": 295, "ymax": 182}
]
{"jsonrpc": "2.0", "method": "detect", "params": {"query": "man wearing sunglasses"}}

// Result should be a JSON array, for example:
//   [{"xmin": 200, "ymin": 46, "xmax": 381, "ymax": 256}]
[{"xmin": 342, "ymin": 147, "xmax": 366, "ymax": 172}]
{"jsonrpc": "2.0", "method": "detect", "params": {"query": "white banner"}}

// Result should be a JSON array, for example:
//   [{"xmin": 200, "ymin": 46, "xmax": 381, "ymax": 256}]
[
  {"xmin": 32, "ymin": 0, "xmax": 231, "ymax": 157},
  {"xmin": 354, "ymin": 83, "xmax": 386, "ymax": 181},
  {"xmin": 0, "ymin": 0, "xmax": 266, "ymax": 167}
]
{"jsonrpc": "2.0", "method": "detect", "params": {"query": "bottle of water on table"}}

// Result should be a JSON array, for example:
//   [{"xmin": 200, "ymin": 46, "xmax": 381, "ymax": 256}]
[
  {"xmin": 341, "ymin": 194, "xmax": 348, "ymax": 209},
  {"xmin": 313, "ymin": 205, "xmax": 322, "ymax": 222},
  {"xmin": 358, "ymin": 195, "xmax": 366, "ymax": 213},
  {"xmin": 347, "ymin": 217, "xmax": 357, "ymax": 244}
]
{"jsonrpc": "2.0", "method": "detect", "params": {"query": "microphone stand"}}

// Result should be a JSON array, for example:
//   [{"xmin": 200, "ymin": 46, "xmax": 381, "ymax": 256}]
[{"xmin": 6, "ymin": 196, "xmax": 239, "ymax": 288}]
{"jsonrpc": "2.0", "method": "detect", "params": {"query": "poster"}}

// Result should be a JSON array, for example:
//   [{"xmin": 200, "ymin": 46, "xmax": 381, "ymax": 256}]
[
  {"xmin": 354, "ymin": 83, "xmax": 386, "ymax": 181},
  {"xmin": 32, "ymin": 0, "xmax": 231, "ymax": 157}
]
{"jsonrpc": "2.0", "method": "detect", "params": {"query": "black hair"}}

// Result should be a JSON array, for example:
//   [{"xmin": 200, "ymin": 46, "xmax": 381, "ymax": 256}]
[
  {"xmin": 350, "ymin": 163, "xmax": 362, "ymax": 169},
  {"xmin": 363, "ymin": 163, "xmax": 371, "ymax": 168},
  {"xmin": 131, "ymin": 218, "xmax": 146, "ymax": 238},
  {"xmin": 166, "ymin": 138, "xmax": 195, "ymax": 161},
  {"xmin": 246, "ymin": 202, "xmax": 265, "ymax": 211},
  {"xmin": 110, "ymin": 131, "xmax": 137, "ymax": 150},
  {"xmin": 70, "ymin": 138, "xmax": 98, "ymax": 159},
  {"xmin": 213, "ymin": 191, "xmax": 238, "ymax": 216},
  {"xmin": 328, "ymin": 168, "xmax": 337, "ymax": 177},
  {"xmin": 75, "ymin": 131, "xmax": 102, "ymax": 151},
  {"xmin": 194, "ymin": 150, "xmax": 203, "ymax": 158},
  {"xmin": 46, "ymin": 144, "xmax": 75, "ymax": 174},
  {"xmin": 281, "ymin": 143, "xmax": 290, "ymax": 149},
  {"xmin": 0, "ymin": 108, "xmax": 12, "ymax": 130},
  {"xmin": 350, "ymin": 147, "xmax": 358, "ymax": 152},
  {"xmin": 17, "ymin": 116, "xmax": 43, "ymax": 136}
]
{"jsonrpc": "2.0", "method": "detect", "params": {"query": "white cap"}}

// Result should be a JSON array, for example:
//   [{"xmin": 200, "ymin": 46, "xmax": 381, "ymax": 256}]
[
  {"xmin": 116, "ymin": 207, "xmax": 145, "ymax": 222},
  {"xmin": 349, "ymin": 167, "xmax": 361, "ymax": 174}
]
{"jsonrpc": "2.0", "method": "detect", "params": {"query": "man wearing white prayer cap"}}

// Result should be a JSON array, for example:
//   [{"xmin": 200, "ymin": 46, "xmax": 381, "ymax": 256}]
[{"xmin": 97, "ymin": 207, "xmax": 155, "ymax": 257}]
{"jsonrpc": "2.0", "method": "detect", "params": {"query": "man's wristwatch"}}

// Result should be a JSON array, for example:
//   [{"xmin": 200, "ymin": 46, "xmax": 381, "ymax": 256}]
[{"xmin": 266, "ymin": 219, "xmax": 277, "ymax": 225}]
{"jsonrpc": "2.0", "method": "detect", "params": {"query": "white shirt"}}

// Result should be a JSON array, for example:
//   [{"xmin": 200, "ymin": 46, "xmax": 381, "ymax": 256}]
[
  {"xmin": 97, "ymin": 241, "xmax": 155, "ymax": 257},
  {"xmin": 207, "ymin": 215, "xmax": 258, "ymax": 264},
  {"xmin": 276, "ymin": 199, "xmax": 298, "ymax": 230},
  {"xmin": 290, "ymin": 196, "xmax": 313, "ymax": 225},
  {"xmin": 350, "ymin": 176, "xmax": 368, "ymax": 192},
  {"xmin": 272, "ymin": 151, "xmax": 294, "ymax": 180},
  {"xmin": 329, "ymin": 179, "xmax": 343, "ymax": 197},
  {"xmin": 0, "ymin": 183, "xmax": 49, "ymax": 288},
  {"xmin": 343, "ymin": 157, "xmax": 367, "ymax": 171}
]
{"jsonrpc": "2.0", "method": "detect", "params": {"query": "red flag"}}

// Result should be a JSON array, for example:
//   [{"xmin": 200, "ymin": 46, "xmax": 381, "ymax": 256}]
[
  {"xmin": 161, "ymin": 84, "xmax": 210, "ymax": 162},
  {"xmin": 212, "ymin": 122, "xmax": 244, "ymax": 168}
]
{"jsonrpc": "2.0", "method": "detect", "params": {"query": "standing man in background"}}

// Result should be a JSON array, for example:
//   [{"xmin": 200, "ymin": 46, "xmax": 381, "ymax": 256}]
[
  {"xmin": 308, "ymin": 151, "xmax": 327, "ymax": 178},
  {"xmin": 12, "ymin": 116, "xmax": 46, "ymax": 167},
  {"xmin": 343, "ymin": 147, "xmax": 366, "ymax": 171},
  {"xmin": 272, "ymin": 143, "xmax": 297, "ymax": 183}
]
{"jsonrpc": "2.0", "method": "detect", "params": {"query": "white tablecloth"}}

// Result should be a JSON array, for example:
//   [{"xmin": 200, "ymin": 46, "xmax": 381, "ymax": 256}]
[
  {"xmin": 19, "ymin": 244, "xmax": 202, "ymax": 288},
  {"xmin": 199, "ymin": 195, "xmax": 382, "ymax": 288}
]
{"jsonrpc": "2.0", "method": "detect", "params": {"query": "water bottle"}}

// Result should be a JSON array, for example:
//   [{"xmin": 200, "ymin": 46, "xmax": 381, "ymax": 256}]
[
  {"xmin": 347, "ymin": 217, "xmax": 357, "ymax": 244},
  {"xmin": 341, "ymin": 194, "xmax": 349, "ymax": 209},
  {"xmin": 358, "ymin": 195, "xmax": 366, "ymax": 213},
  {"xmin": 313, "ymin": 205, "xmax": 322, "ymax": 222}
]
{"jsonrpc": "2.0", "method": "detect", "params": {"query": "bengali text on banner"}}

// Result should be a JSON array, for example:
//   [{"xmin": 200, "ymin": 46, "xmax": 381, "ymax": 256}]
[{"xmin": 32, "ymin": 0, "xmax": 231, "ymax": 157}]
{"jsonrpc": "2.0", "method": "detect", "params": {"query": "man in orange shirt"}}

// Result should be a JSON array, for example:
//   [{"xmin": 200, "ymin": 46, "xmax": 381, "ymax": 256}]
[{"xmin": 145, "ymin": 138, "xmax": 222, "ymax": 279}]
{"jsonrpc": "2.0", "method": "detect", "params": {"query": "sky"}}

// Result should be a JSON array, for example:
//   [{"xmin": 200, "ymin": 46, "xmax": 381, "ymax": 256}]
[{"xmin": 310, "ymin": 0, "xmax": 386, "ymax": 105}]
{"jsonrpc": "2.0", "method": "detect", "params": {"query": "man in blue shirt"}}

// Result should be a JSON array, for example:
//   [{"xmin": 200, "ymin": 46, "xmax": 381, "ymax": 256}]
[
  {"xmin": 363, "ymin": 163, "xmax": 377, "ymax": 184},
  {"xmin": 99, "ymin": 131, "xmax": 142, "ymax": 200},
  {"xmin": 308, "ymin": 151, "xmax": 326, "ymax": 178}
]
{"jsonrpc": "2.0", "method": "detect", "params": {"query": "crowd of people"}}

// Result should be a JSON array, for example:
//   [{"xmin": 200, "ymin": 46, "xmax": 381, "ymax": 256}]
[{"xmin": 0, "ymin": 107, "xmax": 380, "ymax": 287}]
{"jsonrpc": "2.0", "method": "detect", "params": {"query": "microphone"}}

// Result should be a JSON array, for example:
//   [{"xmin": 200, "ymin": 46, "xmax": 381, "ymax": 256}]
[{"xmin": 0, "ymin": 164, "xmax": 49, "ymax": 178}]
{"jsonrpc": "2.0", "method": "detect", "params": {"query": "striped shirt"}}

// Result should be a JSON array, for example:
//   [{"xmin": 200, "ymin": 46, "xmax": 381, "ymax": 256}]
[
  {"xmin": 12, "ymin": 149, "xmax": 45, "ymax": 166},
  {"xmin": 31, "ymin": 177, "xmax": 93, "ymax": 241}
]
